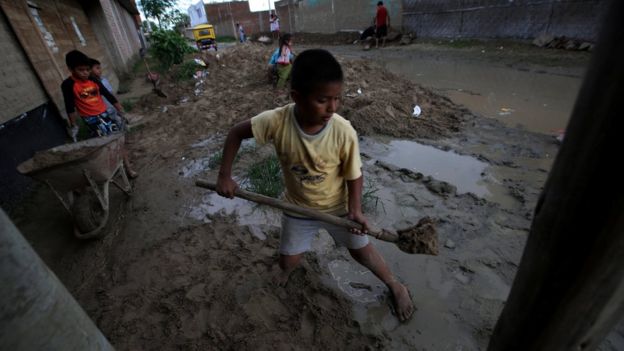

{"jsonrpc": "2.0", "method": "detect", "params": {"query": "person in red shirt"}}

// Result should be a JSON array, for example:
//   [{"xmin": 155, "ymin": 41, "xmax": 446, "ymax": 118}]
[
  {"xmin": 374, "ymin": 1, "xmax": 390, "ymax": 48},
  {"xmin": 61, "ymin": 50, "xmax": 137, "ymax": 178}
]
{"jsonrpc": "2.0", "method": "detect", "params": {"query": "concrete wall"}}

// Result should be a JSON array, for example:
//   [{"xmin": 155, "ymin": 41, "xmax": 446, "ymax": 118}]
[
  {"xmin": 205, "ymin": 0, "xmax": 401, "ymax": 37},
  {"xmin": 402, "ymin": 0, "xmax": 608, "ymax": 41},
  {"xmin": 278, "ymin": 0, "xmax": 402, "ymax": 33},
  {"xmin": 205, "ymin": 1, "xmax": 271, "ymax": 38},
  {"xmin": 0, "ymin": 14, "xmax": 48, "ymax": 124}
]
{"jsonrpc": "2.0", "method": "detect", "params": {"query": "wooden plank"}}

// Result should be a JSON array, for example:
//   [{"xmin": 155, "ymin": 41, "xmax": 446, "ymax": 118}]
[
  {"xmin": 487, "ymin": 0, "xmax": 624, "ymax": 350},
  {"xmin": 0, "ymin": 0, "xmax": 67, "ymax": 113}
]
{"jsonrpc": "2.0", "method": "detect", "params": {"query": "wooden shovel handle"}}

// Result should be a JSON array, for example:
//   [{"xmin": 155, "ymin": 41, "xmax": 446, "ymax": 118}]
[{"xmin": 195, "ymin": 179, "xmax": 398, "ymax": 242}]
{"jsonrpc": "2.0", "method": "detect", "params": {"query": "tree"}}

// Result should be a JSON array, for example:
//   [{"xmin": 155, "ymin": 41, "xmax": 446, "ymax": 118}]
[
  {"xmin": 173, "ymin": 12, "xmax": 190, "ymax": 30},
  {"xmin": 139, "ymin": 0, "xmax": 175, "ymax": 28}
]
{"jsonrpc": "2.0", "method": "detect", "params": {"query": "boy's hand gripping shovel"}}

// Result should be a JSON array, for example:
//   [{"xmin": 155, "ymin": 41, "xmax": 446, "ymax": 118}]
[{"xmin": 195, "ymin": 179, "xmax": 438, "ymax": 255}]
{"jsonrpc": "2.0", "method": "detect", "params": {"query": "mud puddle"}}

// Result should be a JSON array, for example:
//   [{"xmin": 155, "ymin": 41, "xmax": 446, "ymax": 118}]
[
  {"xmin": 360, "ymin": 137, "xmax": 517, "ymax": 209},
  {"xmin": 381, "ymin": 56, "xmax": 582, "ymax": 135},
  {"xmin": 361, "ymin": 137, "xmax": 489, "ymax": 196}
]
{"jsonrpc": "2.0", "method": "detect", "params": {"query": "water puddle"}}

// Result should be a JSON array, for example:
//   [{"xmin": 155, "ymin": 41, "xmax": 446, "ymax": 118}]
[
  {"xmin": 327, "ymin": 259, "xmax": 387, "ymax": 304},
  {"xmin": 180, "ymin": 157, "xmax": 212, "ymax": 178},
  {"xmin": 180, "ymin": 138, "xmax": 257, "ymax": 178},
  {"xmin": 382, "ymin": 57, "xmax": 582, "ymax": 134},
  {"xmin": 187, "ymin": 192, "xmax": 280, "ymax": 235},
  {"xmin": 361, "ymin": 137, "xmax": 490, "ymax": 196}
]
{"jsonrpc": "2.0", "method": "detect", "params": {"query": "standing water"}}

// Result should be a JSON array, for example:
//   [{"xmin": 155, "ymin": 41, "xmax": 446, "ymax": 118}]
[{"xmin": 383, "ymin": 56, "xmax": 582, "ymax": 134}]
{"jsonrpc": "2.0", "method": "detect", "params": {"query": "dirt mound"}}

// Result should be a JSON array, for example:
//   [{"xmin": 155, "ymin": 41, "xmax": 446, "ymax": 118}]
[
  {"xmin": 129, "ymin": 44, "xmax": 467, "ymax": 158},
  {"xmin": 339, "ymin": 58, "xmax": 467, "ymax": 139},
  {"xmin": 274, "ymin": 32, "xmax": 361, "ymax": 45},
  {"xmin": 88, "ymin": 218, "xmax": 383, "ymax": 350}
]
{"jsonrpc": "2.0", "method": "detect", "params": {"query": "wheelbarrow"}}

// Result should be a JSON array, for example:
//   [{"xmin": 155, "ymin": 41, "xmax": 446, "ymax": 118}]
[{"xmin": 17, "ymin": 134, "xmax": 132, "ymax": 239}]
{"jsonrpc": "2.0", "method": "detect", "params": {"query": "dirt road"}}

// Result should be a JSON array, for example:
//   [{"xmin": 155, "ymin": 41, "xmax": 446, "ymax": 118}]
[{"xmin": 11, "ymin": 40, "xmax": 623, "ymax": 350}]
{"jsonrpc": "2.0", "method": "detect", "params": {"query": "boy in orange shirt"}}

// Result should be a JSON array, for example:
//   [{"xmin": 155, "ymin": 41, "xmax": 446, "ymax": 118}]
[{"xmin": 61, "ymin": 50, "xmax": 137, "ymax": 177}]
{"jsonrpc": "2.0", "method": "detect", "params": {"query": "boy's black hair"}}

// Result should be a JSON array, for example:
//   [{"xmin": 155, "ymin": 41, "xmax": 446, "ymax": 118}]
[
  {"xmin": 291, "ymin": 49, "xmax": 343, "ymax": 95},
  {"xmin": 88, "ymin": 58, "xmax": 101, "ymax": 67},
  {"xmin": 278, "ymin": 33, "xmax": 292, "ymax": 57},
  {"xmin": 65, "ymin": 50, "xmax": 90, "ymax": 70},
  {"xmin": 377, "ymin": 1, "xmax": 383, "ymax": 5}
]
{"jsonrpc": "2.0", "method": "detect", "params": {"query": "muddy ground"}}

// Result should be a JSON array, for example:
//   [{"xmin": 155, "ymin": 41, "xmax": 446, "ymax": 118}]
[{"xmin": 10, "ymin": 39, "xmax": 624, "ymax": 350}]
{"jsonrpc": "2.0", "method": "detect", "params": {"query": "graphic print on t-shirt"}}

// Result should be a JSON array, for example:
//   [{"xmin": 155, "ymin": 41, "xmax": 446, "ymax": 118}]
[{"xmin": 290, "ymin": 163, "xmax": 327, "ymax": 185}]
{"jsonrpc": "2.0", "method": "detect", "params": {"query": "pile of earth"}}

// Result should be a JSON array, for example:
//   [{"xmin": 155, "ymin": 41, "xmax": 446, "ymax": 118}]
[
  {"xmin": 128, "ymin": 44, "xmax": 467, "ymax": 158},
  {"xmin": 252, "ymin": 31, "xmax": 361, "ymax": 45},
  {"xmin": 83, "ymin": 218, "xmax": 384, "ymax": 350}
]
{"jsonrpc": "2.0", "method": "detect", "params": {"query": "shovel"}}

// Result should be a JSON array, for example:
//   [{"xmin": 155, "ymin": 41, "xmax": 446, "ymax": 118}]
[
  {"xmin": 143, "ymin": 58, "xmax": 167, "ymax": 98},
  {"xmin": 195, "ymin": 179, "xmax": 439, "ymax": 255}
]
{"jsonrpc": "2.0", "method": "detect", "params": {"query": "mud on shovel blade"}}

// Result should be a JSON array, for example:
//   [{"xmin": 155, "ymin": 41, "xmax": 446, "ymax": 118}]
[{"xmin": 195, "ymin": 179, "xmax": 439, "ymax": 255}]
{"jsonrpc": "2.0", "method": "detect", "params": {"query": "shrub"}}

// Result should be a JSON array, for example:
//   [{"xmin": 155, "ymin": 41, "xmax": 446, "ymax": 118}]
[
  {"xmin": 174, "ymin": 60, "xmax": 201, "ymax": 81},
  {"xmin": 150, "ymin": 29, "xmax": 195, "ymax": 70}
]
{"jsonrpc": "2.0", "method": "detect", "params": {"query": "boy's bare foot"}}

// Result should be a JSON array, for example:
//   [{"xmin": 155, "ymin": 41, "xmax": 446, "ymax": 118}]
[{"xmin": 387, "ymin": 281, "xmax": 415, "ymax": 322}]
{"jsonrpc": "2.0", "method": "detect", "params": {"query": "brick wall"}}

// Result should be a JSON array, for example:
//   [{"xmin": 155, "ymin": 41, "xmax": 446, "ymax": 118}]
[
  {"xmin": 205, "ymin": 0, "xmax": 402, "ymax": 36},
  {"xmin": 0, "ymin": 14, "xmax": 47, "ymax": 124},
  {"xmin": 96, "ymin": 0, "xmax": 141, "ymax": 76},
  {"xmin": 205, "ymin": 1, "xmax": 272, "ymax": 38}
]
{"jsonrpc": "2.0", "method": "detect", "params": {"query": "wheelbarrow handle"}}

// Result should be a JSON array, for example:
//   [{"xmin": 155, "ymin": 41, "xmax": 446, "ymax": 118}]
[{"xmin": 195, "ymin": 179, "xmax": 399, "ymax": 242}]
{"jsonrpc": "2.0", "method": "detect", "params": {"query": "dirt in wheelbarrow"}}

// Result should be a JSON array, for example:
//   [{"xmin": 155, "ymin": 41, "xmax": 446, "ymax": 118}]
[{"xmin": 12, "ymin": 42, "xmax": 616, "ymax": 350}]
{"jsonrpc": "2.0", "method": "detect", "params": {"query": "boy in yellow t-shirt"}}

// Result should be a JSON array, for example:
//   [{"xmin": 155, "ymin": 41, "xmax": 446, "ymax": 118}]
[{"xmin": 216, "ymin": 49, "xmax": 414, "ymax": 322}]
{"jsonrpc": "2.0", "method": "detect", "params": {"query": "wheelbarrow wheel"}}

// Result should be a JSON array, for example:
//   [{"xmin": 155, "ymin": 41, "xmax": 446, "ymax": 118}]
[{"xmin": 71, "ymin": 190, "xmax": 107, "ymax": 236}]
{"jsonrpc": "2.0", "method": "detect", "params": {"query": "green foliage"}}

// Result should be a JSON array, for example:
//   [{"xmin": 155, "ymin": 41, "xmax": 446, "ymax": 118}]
[
  {"xmin": 245, "ymin": 155, "xmax": 283, "ymax": 198},
  {"xmin": 173, "ymin": 13, "xmax": 190, "ymax": 30},
  {"xmin": 139, "ymin": 0, "xmax": 175, "ymax": 28},
  {"xmin": 174, "ymin": 60, "xmax": 201, "ymax": 81},
  {"xmin": 150, "ymin": 29, "xmax": 195, "ymax": 70},
  {"xmin": 208, "ymin": 151, "xmax": 224, "ymax": 169},
  {"xmin": 362, "ymin": 178, "xmax": 385, "ymax": 214}
]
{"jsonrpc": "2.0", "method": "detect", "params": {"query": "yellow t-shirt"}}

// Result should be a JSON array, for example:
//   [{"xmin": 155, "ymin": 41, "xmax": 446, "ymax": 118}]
[{"xmin": 251, "ymin": 103, "xmax": 362, "ymax": 215}]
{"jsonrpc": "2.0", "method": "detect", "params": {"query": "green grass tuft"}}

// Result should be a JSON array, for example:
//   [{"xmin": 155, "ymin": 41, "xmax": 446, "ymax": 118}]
[{"xmin": 244, "ymin": 154, "xmax": 283, "ymax": 198}]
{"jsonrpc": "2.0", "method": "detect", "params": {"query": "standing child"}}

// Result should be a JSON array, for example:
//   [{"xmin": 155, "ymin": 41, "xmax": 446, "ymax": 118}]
[
  {"xmin": 216, "ymin": 49, "xmax": 414, "ymax": 322},
  {"xmin": 374, "ymin": 1, "xmax": 390, "ymax": 48},
  {"xmin": 61, "ymin": 50, "xmax": 137, "ymax": 178},
  {"xmin": 275, "ymin": 33, "xmax": 293, "ymax": 90},
  {"xmin": 267, "ymin": 34, "xmax": 294, "ymax": 87},
  {"xmin": 236, "ymin": 23, "xmax": 246, "ymax": 43},
  {"xmin": 89, "ymin": 58, "xmax": 125, "ymax": 131},
  {"xmin": 269, "ymin": 13, "xmax": 280, "ymax": 40}
]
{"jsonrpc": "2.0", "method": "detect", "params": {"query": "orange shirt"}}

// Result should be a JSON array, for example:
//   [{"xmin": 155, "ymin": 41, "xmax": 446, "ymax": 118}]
[
  {"xmin": 61, "ymin": 76, "xmax": 117, "ymax": 117},
  {"xmin": 72, "ymin": 78, "xmax": 106, "ymax": 116}
]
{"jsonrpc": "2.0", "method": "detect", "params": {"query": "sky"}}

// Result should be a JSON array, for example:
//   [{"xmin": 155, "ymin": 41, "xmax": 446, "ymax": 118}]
[{"xmin": 174, "ymin": 0, "xmax": 276, "ymax": 13}]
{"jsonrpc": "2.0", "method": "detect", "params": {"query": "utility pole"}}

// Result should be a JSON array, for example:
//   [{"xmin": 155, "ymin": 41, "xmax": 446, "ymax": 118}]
[
  {"xmin": 487, "ymin": 1, "xmax": 624, "ymax": 350},
  {"xmin": 0, "ymin": 209, "xmax": 114, "ymax": 350}
]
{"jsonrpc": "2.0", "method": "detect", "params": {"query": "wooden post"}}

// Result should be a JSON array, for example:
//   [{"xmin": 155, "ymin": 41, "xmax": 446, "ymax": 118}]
[
  {"xmin": 487, "ymin": 1, "xmax": 624, "ymax": 350},
  {"xmin": 0, "ymin": 209, "xmax": 114, "ymax": 350}
]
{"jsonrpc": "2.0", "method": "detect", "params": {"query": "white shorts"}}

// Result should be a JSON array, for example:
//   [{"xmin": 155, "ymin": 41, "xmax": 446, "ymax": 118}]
[{"xmin": 279, "ymin": 214, "xmax": 369, "ymax": 255}]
